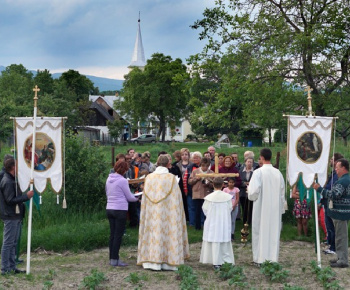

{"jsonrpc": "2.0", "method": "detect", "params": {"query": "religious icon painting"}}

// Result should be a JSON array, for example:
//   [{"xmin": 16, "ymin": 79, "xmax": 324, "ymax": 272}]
[
  {"xmin": 295, "ymin": 131, "xmax": 322, "ymax": 164},
  {"xmin": 24, "ymin": 132, "xmax": 55, "ymax": 171}
]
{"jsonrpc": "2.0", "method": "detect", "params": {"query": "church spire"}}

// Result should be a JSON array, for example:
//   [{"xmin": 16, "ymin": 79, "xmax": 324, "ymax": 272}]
[{"xmin": 129, "ymin": 12, "xmax": 146, "ymax": 70}]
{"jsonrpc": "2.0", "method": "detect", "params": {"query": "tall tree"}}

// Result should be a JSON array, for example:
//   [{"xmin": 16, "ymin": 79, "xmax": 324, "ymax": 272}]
[
  {"xmin": 191, "ymin": 0, "xmax": 350, "ymax": 141},
  {"xmin": 117, "ymin": 53, "xmax": 189, "ymax": 141}
]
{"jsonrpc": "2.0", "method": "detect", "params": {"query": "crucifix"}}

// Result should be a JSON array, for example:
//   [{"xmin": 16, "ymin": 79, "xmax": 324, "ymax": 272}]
[
  {"xmin": 33, "ymin": 85, "xmax": 40, "ymax": 108},
  {"xmin": 196, "ymin": 153, "xmax": 239, "ymax": 179},
  {"xmin": 305, "ymin": 85, "xmax": 313, "ymax": 117}
]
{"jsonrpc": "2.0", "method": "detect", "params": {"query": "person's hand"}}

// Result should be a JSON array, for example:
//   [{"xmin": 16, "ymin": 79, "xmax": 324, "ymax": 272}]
[
  {"xmin": 27, "ymin": 190, "xmax": 34, "ymax": 198},
  {"xmin": 312, "ymin": 182, "xmax": 320, "ymax": 190}
]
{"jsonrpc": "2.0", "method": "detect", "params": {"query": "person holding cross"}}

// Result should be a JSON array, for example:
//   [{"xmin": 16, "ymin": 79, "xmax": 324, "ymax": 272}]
[{"xmin": 248, "ymin": 148, "xmax": 285, "ymax": 265}]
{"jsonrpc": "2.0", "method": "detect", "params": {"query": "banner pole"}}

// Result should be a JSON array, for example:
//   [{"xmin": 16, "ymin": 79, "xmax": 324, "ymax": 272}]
[
  {"xmin": 313, "ymin": 189, "xmax": 322, "ymax": 268},
  {"xmin": 26, "ymin": 85, "xmax": 40, "ymax": 275}
]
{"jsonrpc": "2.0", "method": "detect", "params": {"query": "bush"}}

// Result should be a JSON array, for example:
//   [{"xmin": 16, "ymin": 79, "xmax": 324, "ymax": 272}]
[{"xmin": 65, "ymin": 134, "xmax": 108, "ymax": 211}]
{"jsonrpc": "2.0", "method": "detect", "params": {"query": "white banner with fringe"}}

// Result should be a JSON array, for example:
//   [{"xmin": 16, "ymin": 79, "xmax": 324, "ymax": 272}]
[
  {"xmin": 287, "ymin": 115, "xmax": 333, "ymax": 188},
  {"xmin": 15, "ymin": 117, "xmax": 63, "ymax": 193}
]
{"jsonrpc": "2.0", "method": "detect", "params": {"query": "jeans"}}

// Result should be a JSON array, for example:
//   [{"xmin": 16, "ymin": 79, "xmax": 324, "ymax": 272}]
[
  {"xmin": 325, "ymin": 212, "xmax": 335, "ymax": 251},
  {"xmin": 187, "ymin": 194, "xmax": 195, "ymax": 227},
  {"xmin": 1, "ymin": 219, "xmax": 21, "ymax": 272},
  {"xmin": 231, "ymin": 206, "xmax": 239, "ymax": 234},
  {"xmin": 106, "ymin": 210, "xmax": 127, "ymax": 260}
]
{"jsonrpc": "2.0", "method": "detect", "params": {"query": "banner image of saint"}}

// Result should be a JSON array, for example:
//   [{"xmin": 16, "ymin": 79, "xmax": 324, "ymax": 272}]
[
  {"xmin": 15, "ymin": 117, "xmax": 63, "ymax": 193},
  {"xmin": 24, "ymin": 133, "xmax": 55, "ymax": 171},
  {"xmin": 296, "ymin": 132, "xmax": 322, "ymax": 163},
  {"xmin": 287, "ymin": 116, "xmax": 333, "ymax": 188}
]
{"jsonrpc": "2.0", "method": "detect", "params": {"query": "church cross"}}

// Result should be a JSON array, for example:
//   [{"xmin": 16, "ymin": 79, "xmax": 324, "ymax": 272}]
[
  {"xmin": 33, "ymin": 85, "xmax": 40, "ymax": 108},
  {"xmin": 196, "ymin": 153, "xmax": 239, "ymax": 179},
  {"xmin": 305, "ymin": 85, "xmax": 313, "ymax": 116}
]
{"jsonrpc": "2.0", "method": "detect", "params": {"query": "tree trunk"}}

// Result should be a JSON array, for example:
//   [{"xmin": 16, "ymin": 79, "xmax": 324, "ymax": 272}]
[{"xmin": 268, "ymin": 128, "xmax": 272, "ymax": 147}]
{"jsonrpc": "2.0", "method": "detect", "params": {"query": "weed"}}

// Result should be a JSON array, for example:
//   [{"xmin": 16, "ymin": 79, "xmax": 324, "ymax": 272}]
[
  {"xmin": 125, "ymin": 272, "xmax": 149, "ymax": 285},
  {"xmin": 42, "ymin": 280, "xmax": 54, "ymax": 290},
  {"xmin": 79, "ymin": 268, "xmax": 107, "ymax": 290},
  {"xmin": 216, "ymin": 263, "xmax": 248, "ymax": 288},
  {"xmin": 310, "ymin": 261, "xmax": 343, "ymax": 290},
  {"xmin": 44, "ymin": 268, "xmax": 57, "ymax": 281},
  {"xmin": 283, "ymin": 284, "xmax": 305, "ymax": 290},
  {"xmin": 176, "ymin": 265, "xmax": 200, "ymax": 290},
  {"xmin": 260, "ymin": 261, "xmax": 289, "ymax": 282}
]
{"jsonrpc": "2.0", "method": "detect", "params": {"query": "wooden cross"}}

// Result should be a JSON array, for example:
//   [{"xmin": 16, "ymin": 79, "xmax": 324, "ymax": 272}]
[
  {"xmin": 305, "ymin": 85, "xmax": 313, "ymax": 116},
  {"xmin": 33, "ymin": 85, "xmax": 40, "ymax": 107},
  {"xmin": 196, "ymin": 153, "xmax": 239, "ymax": 179}
]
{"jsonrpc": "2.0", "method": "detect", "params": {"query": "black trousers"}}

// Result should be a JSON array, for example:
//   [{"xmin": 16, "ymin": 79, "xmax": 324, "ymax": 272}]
[
  {"xmin": 128, "ymin": 202, "xmax": 139, "ymax": 227},
  {"xmin": 194, "ymin": 199, "xmax": 204, "ymax": 230},
  {"xmin": 106, "ymin": 210, "xmax": 127, "ymax": 260},
  {"xmin": 240, "ymin": 196, "xmax": 253, "ymax": 225}
]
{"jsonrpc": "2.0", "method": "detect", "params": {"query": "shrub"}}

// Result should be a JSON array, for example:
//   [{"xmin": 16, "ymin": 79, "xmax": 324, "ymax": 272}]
[{"xmin": 65, "ymin": 134, "xmax": 108, "ymax": 211}]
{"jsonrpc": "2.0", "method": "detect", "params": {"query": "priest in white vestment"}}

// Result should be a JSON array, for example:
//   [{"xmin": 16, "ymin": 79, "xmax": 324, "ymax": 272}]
[
  {"xmin": 248, "ymin": 148, "xmax": 285, "ymax": 264},
  {"xmin": 137, "ymin": 155, "xmax": 190, "ymax": 271},
  {"xmin": 200, "ymin": 177, "xmax": 234, "ymax": 268}
]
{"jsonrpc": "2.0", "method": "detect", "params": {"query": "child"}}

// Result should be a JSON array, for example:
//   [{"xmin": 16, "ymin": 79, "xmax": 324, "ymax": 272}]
[
  {"xmin": 200, "ymin": 177, "xmax": 234, "ymax": 269},
  {"xmin": 223, "ymin": 177, "xmax": 240, "ymax": 240},
  {"xmin": 188, "ymin": 157, "xmax": 213, "ymax": 230}
]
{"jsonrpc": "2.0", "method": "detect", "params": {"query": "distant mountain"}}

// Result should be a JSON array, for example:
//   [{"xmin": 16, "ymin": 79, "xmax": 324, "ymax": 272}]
[{"xmin": 0, "ymin": 65, "xmax": 124, "ymax": 92}]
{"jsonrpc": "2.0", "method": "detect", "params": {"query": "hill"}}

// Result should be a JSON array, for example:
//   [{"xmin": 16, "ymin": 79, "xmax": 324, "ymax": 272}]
[{"xmin": 0, "ymin": 65, "xmax": 124, "ymax": 92}]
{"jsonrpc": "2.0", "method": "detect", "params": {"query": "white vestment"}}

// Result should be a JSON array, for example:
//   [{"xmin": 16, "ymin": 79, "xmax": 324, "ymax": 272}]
[
  {"xmin": 137, "ymin": 166, "xmax": 190, "ymax": 271},
  {"xmin": 248, "ymin": 164, "xmax": 285, "ymax": 264},
  {"xmin": 200, "ymin": 190, "xmax": 234, "ymax": 265}
]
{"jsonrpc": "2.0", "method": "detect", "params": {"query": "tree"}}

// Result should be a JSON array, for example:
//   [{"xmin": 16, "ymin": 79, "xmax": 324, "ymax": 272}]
[
  {"xmin": 0, "ymin": 64, "xmax": 34, "ymax": 141},
  {"xmin": 117, "ymin": 53, "xmax": 189, "ymax": 141},
  {"xmin": 34, "ymin": 69, "xmax": 54, "ymax": 95},
  {"xmin": 191, "ymin": 0, "xmax": 350, "ymax": 142},
  {"xmin": 59, "ymin": 69, "xmax": 99, "ymax": 102}
]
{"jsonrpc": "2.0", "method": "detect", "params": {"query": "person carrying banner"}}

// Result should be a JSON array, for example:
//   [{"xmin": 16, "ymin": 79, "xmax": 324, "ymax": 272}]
[
  {"xmin": 0, "ymin": 157, "xmax": 34, "ymax": 275},
  {"xmin": 248, "ymin": 148, "xmax": 285, "ymax": 265},
  {"xmin": 313, "ymin": 158, "xmax": 350, "ymax": 268}
]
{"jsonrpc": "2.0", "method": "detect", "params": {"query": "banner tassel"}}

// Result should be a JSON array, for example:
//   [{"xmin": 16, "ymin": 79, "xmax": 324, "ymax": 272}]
[
  {"xmin": 57, "ymin": 195, "xmax": 59, "ymax": 205},
  {"xmin": 62, "ymin": 197, "xmax": 67, "ymax": 209},
  {"xmin": 39, "ymin": 195, "xmax": 42, "ymax": 205}
]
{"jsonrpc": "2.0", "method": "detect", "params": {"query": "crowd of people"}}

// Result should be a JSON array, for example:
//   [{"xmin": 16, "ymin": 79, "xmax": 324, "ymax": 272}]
[
  {"xmin": 1, "ymin": 146, "xmax": 349, "ymax": 275},
  {"xmin": 105, "ymin": 146, "xmax": 350, "ymax": 270}
]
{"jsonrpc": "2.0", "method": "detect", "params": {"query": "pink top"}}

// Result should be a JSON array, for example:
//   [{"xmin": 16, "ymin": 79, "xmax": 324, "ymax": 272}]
[{"xmin": 223, "ymin": 187, "xmax": 240, "ymax": 206}]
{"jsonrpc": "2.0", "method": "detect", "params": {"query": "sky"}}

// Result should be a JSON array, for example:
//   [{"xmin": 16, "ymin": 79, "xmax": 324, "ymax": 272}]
[{"xmin": 0, "ymin": 0, "xmax": 215, "ymax": 80}]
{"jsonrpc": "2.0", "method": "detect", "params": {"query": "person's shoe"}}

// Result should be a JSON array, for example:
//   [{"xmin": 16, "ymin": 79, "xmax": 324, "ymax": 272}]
[
  {"xmin": 13, "ymin": 268, "xmax": 26, "ymax": 274},
  {"xmin": 1, "ymin": 270, "xmax": 10, "ymax": 275},
  {"xmin": 324, "ymin": 249, "xmax": 336, "ymax": 255},
  {"xmin": 330, "ymin": 262, "xmax": 349, "ymax": 268},
  {"xmin": 110, "ymin": 259, "xmax": 118, "ymax": 266},
  {"xmin": 330, "ymin": 257, "xmax": 339, "ymax": 264},
  {"xmin": 213, "ymin": 265, "xmax": 221, "ymax": 270},
  {"xmin": 117, "ymin": 260, "xmax": 128, "ymax": 267}
]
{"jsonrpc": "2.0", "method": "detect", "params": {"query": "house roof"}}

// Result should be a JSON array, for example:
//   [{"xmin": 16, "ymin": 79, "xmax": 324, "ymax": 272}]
[
  {"xmin": 89, "ymin": 95, "xmax": 129, "ymax": 122},
  {"xmin": 90, "ymin": 101, "xmax": 115, "ymax": 121}
]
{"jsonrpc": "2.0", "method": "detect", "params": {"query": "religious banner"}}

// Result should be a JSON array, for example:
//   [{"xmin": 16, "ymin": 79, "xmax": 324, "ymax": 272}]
[
  {"xmin": 287, "ymin": 115, "xmax": 333, "ymax": 188},
  {"xmin": 15, "ymin": 117, "xmax": 63, "ymax": 193}
]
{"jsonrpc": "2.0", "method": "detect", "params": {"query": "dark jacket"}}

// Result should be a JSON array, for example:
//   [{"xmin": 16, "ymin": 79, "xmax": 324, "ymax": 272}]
[
  {"xmin": 0, "ymin": 171, "xmax": 29, "ymax": 220},
  {"xmin": 317, "ymin": 173, "xmax": 350, "ymax": 221}
]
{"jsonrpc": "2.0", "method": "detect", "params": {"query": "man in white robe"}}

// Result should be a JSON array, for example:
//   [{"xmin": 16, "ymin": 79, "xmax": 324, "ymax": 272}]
[
  {"xmin": 200, "ymin": 177, "xmax": 234, "ymax": 268},
  {"xmin": 248, "ymin": 148, "xmax": 285, "ymax": 264},
  {"xmin": 137, "ymin": 155, "xmax": 190, "ymax": 271}
]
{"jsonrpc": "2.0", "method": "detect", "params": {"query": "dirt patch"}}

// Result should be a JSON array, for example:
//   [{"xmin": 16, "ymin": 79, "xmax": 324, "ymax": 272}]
[{"xmin": 1, "ymin": 241, "xmax": 349, "ymax": 289}]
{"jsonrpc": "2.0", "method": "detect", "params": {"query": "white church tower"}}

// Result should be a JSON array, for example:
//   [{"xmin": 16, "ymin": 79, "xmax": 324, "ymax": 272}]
[{"xmin": 128, "ymin": 13, "xmax": 146, "ymax": 71}]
